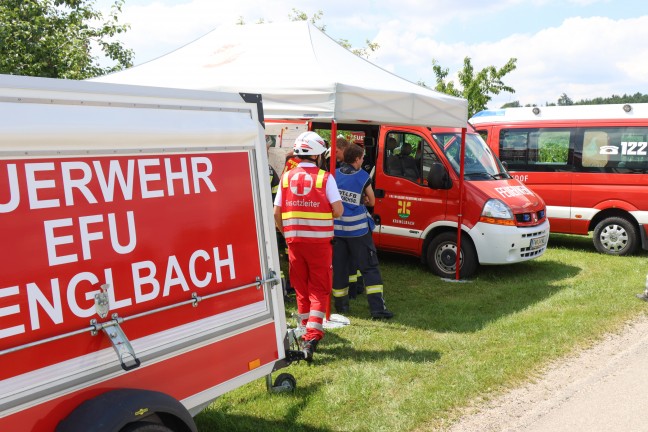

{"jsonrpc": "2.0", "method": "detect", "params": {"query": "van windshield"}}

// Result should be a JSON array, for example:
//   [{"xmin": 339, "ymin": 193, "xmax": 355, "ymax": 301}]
[{"xmin": 432, "ymin": 132, "xmax": 509, "ymax": 180}]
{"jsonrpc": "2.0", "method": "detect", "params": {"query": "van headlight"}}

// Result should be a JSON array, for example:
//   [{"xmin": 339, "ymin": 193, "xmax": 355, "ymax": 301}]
[{"xmin": 479, "ymin": 199, "xmax": 515, "ymax": 226}]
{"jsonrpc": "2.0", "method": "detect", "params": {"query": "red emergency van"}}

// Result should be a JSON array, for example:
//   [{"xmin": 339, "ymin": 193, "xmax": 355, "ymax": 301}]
[
  {"xmin": 470, "ymin": 103, "xmax": 648, "ymax": 255},
  {"xmin": 309, "ymin": 121, "xmax": 549, "ymax": 279}
]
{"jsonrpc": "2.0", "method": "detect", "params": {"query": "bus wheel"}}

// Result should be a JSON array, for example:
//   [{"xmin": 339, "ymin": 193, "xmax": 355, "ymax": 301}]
[
  {"xmin": 593, "ymin": 216, "xmax": 638, "ymax": 255},
  {"xmin": 427, "ymin": 232, "xmax": 478, "ymax": 279}
]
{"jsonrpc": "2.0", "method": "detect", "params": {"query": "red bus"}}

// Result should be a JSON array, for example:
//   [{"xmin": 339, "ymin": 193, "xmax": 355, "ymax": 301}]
[{"xmin": 471, "ymin": 103, "xmax": 648, "ymax": 255}]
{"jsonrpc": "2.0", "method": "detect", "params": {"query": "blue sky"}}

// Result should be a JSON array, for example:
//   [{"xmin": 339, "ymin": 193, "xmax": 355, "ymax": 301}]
[{"xmin": 97, "ymin": 0, "xmax": 648, "ymax": 109}]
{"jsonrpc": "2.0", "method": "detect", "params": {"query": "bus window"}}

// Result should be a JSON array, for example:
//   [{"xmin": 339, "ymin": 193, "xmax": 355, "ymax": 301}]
[
  {"xmin": 500, "ymin": 130, "xmax": 529, "ymax": 165},
  {"xmin": 582, "ymin": 130, "xmax": 610, "ymax": 168},
  {"xmin": 536, "ymin": 130, "xmax": 570, "ymax": 166},
  {"xmin": 500, "ymin": 128, "xmax": 570, "ymax": 171},
  {"xmin": 578, "ymin": 127, "xmax": 648, "ymax": 173}
]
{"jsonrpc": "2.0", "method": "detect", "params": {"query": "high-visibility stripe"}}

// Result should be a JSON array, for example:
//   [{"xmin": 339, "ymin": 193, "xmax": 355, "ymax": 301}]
[
  {"xmin": 338, "ymin": 213, "xmax": 369, "ymax": 222},
  {"xmin": 332, "ymin": 287, "xmax": 348, "ymax": 297},
  {"xmin": 365, "ymin": 285, "xmax": 383, "ymax": 294},
  {"xmin": 283, "ymin": 211, "xmax": 333, "ymax": 220},
  {"xmin": 282, "ymin": 174, "xmax": 289, "ymax": 188},
  {"xmin": 271, "ymin": 184, "xmax": 279, "ymax": 193},
  {"xmin": 316, "ymin": 170, "xmax": 326, "ymax": 188},
  {"xmin": 348, "ymin": 274, "xmax": 357, "ymax": 283},
  {"xmin": 284, "ymin": 230, "xmax": 334, "ymax": 239},
  {"xmin": 283, "ymin": 218, "xmax": 334, "ymax": 227},
  {"xmin": 306, "ymin": 322, "xmax": 324, "ymax": 331},
  {"xmin": 334, "ymin": 221, "xmax": 369, "ymax": 231},
  {"xmin": 310, "ymin": 310, "xmax": 326, "ymax": 319}
]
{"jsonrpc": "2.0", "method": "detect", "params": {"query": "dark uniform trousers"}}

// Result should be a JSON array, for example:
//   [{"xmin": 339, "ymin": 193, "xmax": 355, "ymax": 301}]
[{"xmin": 332, "ymin": 232, "xmax": 387, "ymax": 313}]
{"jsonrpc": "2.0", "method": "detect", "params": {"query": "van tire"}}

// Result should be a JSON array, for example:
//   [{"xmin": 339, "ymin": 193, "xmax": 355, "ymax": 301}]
[
  {"xmin": 593, "ymin": 216, "xmax": 638, "ymax": 255},
  {"xmin": 427, "ymin": 232, "xmax": 478, "ymax": 279}
]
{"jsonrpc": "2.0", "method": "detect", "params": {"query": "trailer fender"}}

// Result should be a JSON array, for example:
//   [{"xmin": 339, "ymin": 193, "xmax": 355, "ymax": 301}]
[{"xmin": 56, "ymin": 389, "xmax": 197, "ymax": 432}]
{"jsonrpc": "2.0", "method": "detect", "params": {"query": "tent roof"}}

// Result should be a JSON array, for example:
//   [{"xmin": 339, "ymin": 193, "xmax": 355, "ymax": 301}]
[{"xmin": 95, "ymin": 21, "xmax": 468, "ymax": 128}]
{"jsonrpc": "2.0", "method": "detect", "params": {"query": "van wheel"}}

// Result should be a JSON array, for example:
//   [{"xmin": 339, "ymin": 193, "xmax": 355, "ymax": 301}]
[
  {"xmin": 593, "ymin": 216, "xmax": 638, "ymax": 255},
  {"xmin": 427, "ymin": 232, "xmax": 478, "ymax": 279}
]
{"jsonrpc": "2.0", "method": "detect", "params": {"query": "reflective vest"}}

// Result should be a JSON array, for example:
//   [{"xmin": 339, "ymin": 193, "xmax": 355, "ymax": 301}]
[
  {"xmin": 334, "ymin": 167, "xmax": 371, "ymax": 237},
  {"xmin": 281, "ymin": 166, "xmax": 333, "ymax": 243}
]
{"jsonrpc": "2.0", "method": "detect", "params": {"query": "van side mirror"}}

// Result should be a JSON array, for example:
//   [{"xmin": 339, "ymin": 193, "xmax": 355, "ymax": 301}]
[
  {"xmin": 427, "ymin": 162, "xmax": 452, "ymax": 190},
  {"xmin": 501, "ymin": 160, "xmax": 508, "ymax": 170}
]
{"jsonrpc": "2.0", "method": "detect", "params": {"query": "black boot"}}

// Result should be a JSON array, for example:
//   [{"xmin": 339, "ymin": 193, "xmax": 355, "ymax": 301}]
[
  {"xmin": 334, "ymin": 295, "xmax": 350, "ymax": 313},
  {"xmin": 368, "ymin": 293, "xmax": 393, "ymax": 319},
  {"xmin": 302, "ymin": 338, "xmax": 319, "ymax": 363}
]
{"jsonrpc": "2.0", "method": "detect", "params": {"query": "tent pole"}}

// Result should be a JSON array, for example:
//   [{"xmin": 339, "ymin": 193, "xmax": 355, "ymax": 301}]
[
  {"xmin": 455, "ymin": 127, "xmax": 467, "ymax": 281},
  {"xmin": 330, "ymin": 120, "xmax": 338, "ymax": 175}
]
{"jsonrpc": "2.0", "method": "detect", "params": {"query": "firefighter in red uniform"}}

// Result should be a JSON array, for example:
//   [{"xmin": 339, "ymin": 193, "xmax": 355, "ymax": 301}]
[{"xmin": 274, "ymin": 131, "xmax": 343, "ymax": 362}]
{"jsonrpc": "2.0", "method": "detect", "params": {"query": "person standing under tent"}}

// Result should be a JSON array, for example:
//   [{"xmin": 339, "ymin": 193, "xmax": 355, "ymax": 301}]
[
  {"xmin": 332, "ymin": 143, "xmax": 394, "ymax": 319},
  {"xmin": 274, "ymin": 131, "xmax": 343, "ymax": 362},
  {"xmin": 327, "ymin": 136, "xmax": 365, "ymax": 300}
]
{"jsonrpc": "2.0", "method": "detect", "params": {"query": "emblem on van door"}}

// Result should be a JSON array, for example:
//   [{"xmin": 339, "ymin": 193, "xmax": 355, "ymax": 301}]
[{"xmin": 398, "ymin": 200, "xmax": 411, "ymax": 219}]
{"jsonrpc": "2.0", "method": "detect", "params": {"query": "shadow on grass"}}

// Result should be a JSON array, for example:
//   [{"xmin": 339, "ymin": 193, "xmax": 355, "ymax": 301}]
[
  {"xmin": 196, "ymin": 383, "xmax": 333, "ymax": 432},
  {"xmin": 375, "ymin": 252, "xmax": 581, "ymax": 333},
  {"xmin": 548, "ymin": 233, "xmax": 598, "ymax": 253},
  {"xmin": 311, "ymin": 331, "xmax": 441, "ymax": 366}
]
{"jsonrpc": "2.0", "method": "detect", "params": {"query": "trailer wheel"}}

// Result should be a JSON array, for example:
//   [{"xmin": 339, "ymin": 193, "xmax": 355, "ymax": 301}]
[
  {"xmin": 593, "ymin": 216, "xmax": 638, "ymax": 255},
  {"xmin": 120, "ymin": 422, "xmax": 174, "ymax": 432},
  {"xmin": 426, "ymin": 232, "xmax": 478, "ymax": 279},
  {"xmin": 56, "ymin": 389, "xmax": 196, "ymax": 432},
  {"xmin": 273, "ymin": 373, "xmax": 297, "ymax": 392}
]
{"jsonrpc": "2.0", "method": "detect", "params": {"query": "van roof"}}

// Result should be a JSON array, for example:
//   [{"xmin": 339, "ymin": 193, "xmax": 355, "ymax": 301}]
[{"xmin": 469, "ymin": 103, "xmax": 648, "ymax": 124}]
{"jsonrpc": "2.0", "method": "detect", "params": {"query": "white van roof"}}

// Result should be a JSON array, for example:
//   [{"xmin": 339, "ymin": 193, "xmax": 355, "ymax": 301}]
[{"xmin": 470, "ymin": 103, "xmax": 648, "ymax": 124}]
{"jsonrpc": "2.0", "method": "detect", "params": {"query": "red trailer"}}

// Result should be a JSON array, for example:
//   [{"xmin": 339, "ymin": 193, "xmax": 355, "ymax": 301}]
[{"xmin": 0, "ymin": 75, "xmax": 297, "ymax": 432}]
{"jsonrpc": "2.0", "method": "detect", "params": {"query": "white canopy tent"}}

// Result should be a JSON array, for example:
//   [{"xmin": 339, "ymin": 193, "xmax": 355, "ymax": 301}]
[
  {"xmin": 96, "ymin": 22, "xmax": 470, "ymax": 280},
  {"xmin": 95, "ymin": 21, "xmax": 467, "ymax": 128}
]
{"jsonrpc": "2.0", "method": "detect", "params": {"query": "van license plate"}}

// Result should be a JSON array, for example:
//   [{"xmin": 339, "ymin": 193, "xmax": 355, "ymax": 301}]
[{"xmin": 530, "ymin": 236, "xmax": 547, "ymax": 249}]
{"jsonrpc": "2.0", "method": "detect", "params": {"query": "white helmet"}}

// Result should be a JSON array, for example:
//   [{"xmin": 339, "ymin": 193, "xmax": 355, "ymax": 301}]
[{"xmin": 293, "ymin": 131, "xmax": 327, "ymax": 156}]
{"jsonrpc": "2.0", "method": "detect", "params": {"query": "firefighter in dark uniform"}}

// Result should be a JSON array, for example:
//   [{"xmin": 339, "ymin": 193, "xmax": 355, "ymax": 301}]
[{"xmin": 332, "ymin": 144, "xmax": 393, "ymax": 319}]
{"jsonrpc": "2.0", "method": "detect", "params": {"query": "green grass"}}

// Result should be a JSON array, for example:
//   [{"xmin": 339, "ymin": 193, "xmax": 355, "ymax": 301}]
[{"xmin": 195, "ymin": 234, "xmax": 648, "ymax": 431}]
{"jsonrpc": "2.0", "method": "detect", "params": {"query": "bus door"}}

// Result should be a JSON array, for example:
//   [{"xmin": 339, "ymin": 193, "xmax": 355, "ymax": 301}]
[{"xmin": 495, "ymin": 126, "xmax": 574, "ymax": 233}]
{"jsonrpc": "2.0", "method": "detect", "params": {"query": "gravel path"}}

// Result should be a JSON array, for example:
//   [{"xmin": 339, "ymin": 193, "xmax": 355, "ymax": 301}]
[{"xmin": 445, "ymin": 313, "xmax": 648, "ymax": 432}]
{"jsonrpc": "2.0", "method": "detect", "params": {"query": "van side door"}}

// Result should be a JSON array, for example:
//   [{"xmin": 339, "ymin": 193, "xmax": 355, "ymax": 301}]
[{"xmin": 372, "ymin": 127, "xmax": 448, "ymax": 255}]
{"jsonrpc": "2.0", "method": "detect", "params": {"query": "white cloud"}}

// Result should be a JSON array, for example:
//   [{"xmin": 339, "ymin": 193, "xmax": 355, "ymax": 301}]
[
  {"xmin": 98, "ymin": 1, "xmax": 648, "ymax": 108},
  {"xmin": 372, "ymin": 14, "xmax": 648, "ymax": 107}
]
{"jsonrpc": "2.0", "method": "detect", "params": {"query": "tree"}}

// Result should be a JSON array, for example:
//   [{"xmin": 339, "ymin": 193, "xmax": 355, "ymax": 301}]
[
  {"xmin": 424, "ymin": 57, "xmax": 517, "ymax": 117},
  {"xmin": 0, "ymin": 0, "xmax": 133, "ymax": 79},
  {"xmin": 288, "ymin": 8, "xmax": 325, "ymax": 31},
  {"xmin": 557, "ymin": 93, "xmax": 573, "ymax": 106},
  {"xmin": 501, "ymin": 101, "xmax": 521, "ymax": 108},
  {"xmin": 288, "ymin": 8, "xmax": 379, "ymax": 59},
  {"xmin": 573, "ymin": 92, "xmax": 648, "ymax": 105}
]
